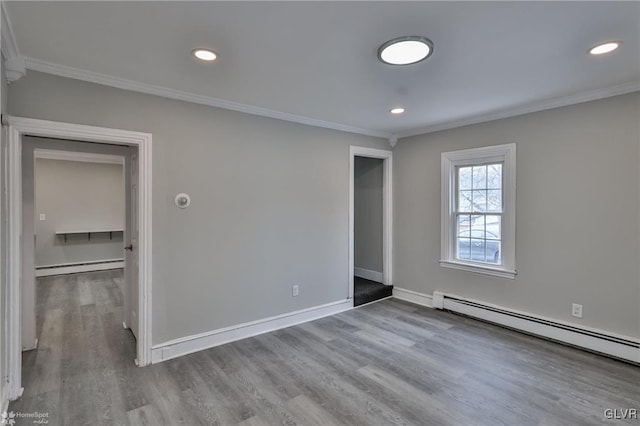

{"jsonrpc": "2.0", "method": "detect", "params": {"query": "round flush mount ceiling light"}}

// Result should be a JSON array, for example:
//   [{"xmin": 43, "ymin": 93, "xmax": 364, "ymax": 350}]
[
  {"xmin": 589, "ymin": 41, "xmax": 621, "ymax": 55},
  {"xmin": 192, "ymin": 48, "xmax": 217, "ymax": 62},
  {"xmin": 378, "ymin": 36, "xmax": 434, "ymax": 65},
  {"xmin": 390, "ymin": 107, "xmax": 405, "ymax": 115}
]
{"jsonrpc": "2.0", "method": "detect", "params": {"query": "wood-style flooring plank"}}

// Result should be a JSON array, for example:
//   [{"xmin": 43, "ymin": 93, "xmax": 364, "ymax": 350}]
[{"xmin": 10, "ymin": 270, "xmax": 640, "ymax": 426}]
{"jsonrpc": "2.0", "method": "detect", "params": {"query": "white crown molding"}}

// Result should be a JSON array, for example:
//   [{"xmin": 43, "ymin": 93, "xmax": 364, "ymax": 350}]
[
  {"xmin": 4, "ymin": 55, "xmax": 26, "ymax": 83},
  {"xmin": 1, "ymin": 1, "xmax": 20, "ymax": 60},
  {"xmin": 24, "ymin": 57, "xmax": 391, "ymax": 139},
  {"xmin": 16, "ymin": 53, "xmax": 638, "ymax": 141},
  {"xmin": 34, "ymin": 148, "xmax": 124, "ymax": 165},
  {"xmin": 398, "ymin": 80, "xmax": 640, "ymax": 139},
  {"xmin": 1, "ymin": 2, "xmax": 25, "ymax": 82}
]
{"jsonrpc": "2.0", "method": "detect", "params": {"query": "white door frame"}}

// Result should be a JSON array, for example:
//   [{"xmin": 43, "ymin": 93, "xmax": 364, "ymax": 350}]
[
  {"xmin": 349, "ymin": 146, "xmax": 393, "ymax": 301},
  {"xmin": 3, "ymin": 116, "xmax": 153, "ymax": 401}
]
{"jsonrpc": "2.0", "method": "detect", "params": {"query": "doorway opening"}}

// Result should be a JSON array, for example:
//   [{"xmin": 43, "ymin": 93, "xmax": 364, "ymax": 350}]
[
  {"xmin": 348, "ymin": 146, "xmax": 393, "ymax": 307},
  {"xmin": 3, "ymin": 116, "xmax": 153, "ymax": 402}
]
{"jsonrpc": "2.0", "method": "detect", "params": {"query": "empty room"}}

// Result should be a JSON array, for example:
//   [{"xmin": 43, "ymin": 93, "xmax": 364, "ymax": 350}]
[{"xmin": 0, "ymin": 2, "xmax": 639, "ymax": 425}]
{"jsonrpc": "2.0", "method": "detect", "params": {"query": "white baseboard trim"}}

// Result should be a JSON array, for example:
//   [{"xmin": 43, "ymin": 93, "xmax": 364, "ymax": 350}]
[
  {"xmin": 354, "ymin": 267, "xmax": 384, "ymax": 283},
  {"xmin": 35, "ymin": 260, "xmax": 124, "ymax": 277},
  {"xmin": 437, "ymin": 292, "xmax": 640, "ymax": 363},
  {"xmin": 151, "ymin": 299, "xmax": 353, "ymax": 363},
  {"xmin": 22, "ymin": 338, "xmax": 38, "ymax": 352},
  {"xmin": 392, "ymin": 287, "xmax": 434, "ymax": 308}
]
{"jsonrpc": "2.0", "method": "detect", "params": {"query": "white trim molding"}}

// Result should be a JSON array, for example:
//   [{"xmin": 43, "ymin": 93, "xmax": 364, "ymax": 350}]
[
  {"xmin": 22, "ymin": 338, "xmax": 37, "ymax": 352},
  {"xmin": 354, "ymin": 267, "xmax": 383, "ymax": 284},
  {"xmin": 19, "ymin": 58, "xmax": 640, "ymax": 143},
  {"xmin": 11, "ymin": 56, "xmax": 638, "ymax": 141},
  {"xmin": 2, "ymin": 116, "xmax": 153, "ymax": 402},
  {"xmin": 398, "ymin": 81, "xmax": 640, "ymax": 138},
  {"xmin": 440, "ymin": 143, "xmax": 516, "ymax": 279},
  {"xmin": 392, "ymin": 287, "xmax": 434, "ymax": 308},
  {"xmin": 1, "ymin": 3, "xmax": 26, "ymax": 83},
  {"xmin": 434, "ymin": 292, "xmax": 640, "ymax": 363},
  {"xmin": 34, "ymin": 149, "xmax": 124, "ymax": 165},
  {"xmin": 152, "ymin": 299, "xmax": 352, "ymax": 363},
  {"xmin": 35, "ymin": 259, "xmax": 124, "ymax": 277},
  {"xmin": 24, "ymin": 57, "xmax": 390, "ymax": 139},
  {"xmin": 349, "ymin": 146, "xmax": 393, "ymax": 301},
  {"xmin": 1, "ymin": 2, "xmax": 19, "ymax": 59},
  {"xmin": 4, "ymin": 55, "xmax": 26, "ymax": 83}
]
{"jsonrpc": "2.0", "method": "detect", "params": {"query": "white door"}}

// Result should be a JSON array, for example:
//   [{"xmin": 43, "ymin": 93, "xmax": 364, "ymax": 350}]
[{"xmin": 125, "ymin": 150, "xmax": 139, "ymax": 339}]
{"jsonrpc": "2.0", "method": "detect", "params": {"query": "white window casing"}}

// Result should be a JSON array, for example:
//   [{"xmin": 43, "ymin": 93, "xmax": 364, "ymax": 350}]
[{"xmin": 440, "ymin": 143, "xmax": 516, "ymax": 279}]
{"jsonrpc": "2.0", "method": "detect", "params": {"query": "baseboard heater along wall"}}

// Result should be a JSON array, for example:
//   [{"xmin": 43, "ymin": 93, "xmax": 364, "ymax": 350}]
[
  {"xmin": 35, "ymin": 259, "xmax": 124, "ymax": 277},
  {"xmin": 431, "ymin": 291, "xmax": 640, "ymax": 364}
]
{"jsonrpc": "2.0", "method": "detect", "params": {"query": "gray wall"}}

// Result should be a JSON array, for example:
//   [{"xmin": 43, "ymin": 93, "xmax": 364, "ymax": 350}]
[
  {"xmin": 394, "ymin": 92, "xmax": 640, "ymax": 338},
  {"xmin": 1, "ymin": 57, "xmax": 6, "ymax": 112},
  {"xmin": 34, "ymin": 157, "xmax": 125, "ymax": 267},
  {"xmin": 354, "ymin": 156, "xmax": 383, "ymax": 274},
  {"xmin": 7, "ymin": 70, "xmax": 389, "ymax": 343}
]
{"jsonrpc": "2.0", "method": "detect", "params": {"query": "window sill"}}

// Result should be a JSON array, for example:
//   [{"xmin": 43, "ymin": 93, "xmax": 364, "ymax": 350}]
[{"xmin": 439, "ymin": 260, "xmax": 516, "ymax": 279}]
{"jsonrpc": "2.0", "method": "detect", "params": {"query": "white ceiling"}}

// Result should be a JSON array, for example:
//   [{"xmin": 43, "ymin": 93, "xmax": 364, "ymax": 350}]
[{"xmin": 5, "ymin": 1, "xmax": 640, "ymax": 138}]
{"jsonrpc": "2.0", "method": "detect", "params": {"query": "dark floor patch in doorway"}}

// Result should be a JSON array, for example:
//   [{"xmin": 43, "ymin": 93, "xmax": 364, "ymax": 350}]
[{"xmin": 354, "ymin": 276, "xmax": 392, "ymax": 306}]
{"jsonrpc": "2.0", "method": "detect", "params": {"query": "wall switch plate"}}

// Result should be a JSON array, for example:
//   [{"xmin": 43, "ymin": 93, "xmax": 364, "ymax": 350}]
[
  {"xmin": 292, "ymin": 285, "xmax": 299, "ymax": 297},
  {"xmin": 572, "ymin": 303, "xmax": 583, "ymax": 318},
  {"xmin": 39, "ymin": 214, "xmax": 46, "ymax": 221}
]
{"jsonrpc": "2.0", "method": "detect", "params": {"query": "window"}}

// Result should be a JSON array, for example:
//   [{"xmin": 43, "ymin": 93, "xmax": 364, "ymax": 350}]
[{"xmin": 441, "ymin": 143, "xmax": 516, "ymax": 279}]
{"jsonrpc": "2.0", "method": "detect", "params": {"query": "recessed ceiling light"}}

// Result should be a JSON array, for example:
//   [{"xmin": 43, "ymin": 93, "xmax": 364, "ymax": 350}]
[
  {"xmin": 390, "ymin": 107, "xmax": 405, "ymax": 115},
  {"xmin": 589, "ymin": 41, "xmax": 621, "ymax": 55},
  {"xmin": 378, "ymin": 36, "xmax": 433, "ymax": 65},
  {"xmin": 192, "ymin": 48, "xmax": 217, "ymax": 62}
]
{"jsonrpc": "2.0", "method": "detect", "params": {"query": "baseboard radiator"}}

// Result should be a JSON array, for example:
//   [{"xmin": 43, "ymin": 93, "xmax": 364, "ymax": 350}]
[
  {"xmin": 432, "ymin": 291, "xmax": 640, "ymax": 364},
  {"xmin": 35, "ymin": 259, "xmax": 124, "ymax": 277}
]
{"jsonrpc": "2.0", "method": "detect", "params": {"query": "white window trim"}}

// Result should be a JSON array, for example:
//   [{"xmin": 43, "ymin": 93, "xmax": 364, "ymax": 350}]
[{"xmin": 440, "ymin": 143, "xmax": 516, "ymax": 279}]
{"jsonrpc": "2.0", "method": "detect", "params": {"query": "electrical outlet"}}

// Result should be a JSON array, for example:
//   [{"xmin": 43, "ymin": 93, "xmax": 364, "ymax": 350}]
[
  {"xmin": 572, "ymin": 303, "xmax": 583, "ymax": 318},
  {"xmin": 39, "ymin": 214, "xmax": 46, "ymax": 221},
  {"xmin": 292, "ymin": 285, "xmax": 299, "ymax": 297}
]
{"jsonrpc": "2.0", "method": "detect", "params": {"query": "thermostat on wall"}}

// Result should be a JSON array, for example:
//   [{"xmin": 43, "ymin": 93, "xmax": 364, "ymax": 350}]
[{"xmin": 175, "ymin": 193, "xmax": 191, "ymax": 209}]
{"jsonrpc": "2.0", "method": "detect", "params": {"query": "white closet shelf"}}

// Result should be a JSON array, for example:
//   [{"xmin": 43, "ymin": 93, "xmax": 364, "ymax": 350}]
[{"xmin": 55, "ymin": 229, "xmax": 124, "ymax": 242}]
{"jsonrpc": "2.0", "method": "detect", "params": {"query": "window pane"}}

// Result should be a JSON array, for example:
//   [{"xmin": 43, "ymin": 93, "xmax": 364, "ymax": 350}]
[
  {"xmin": 470, "ymin": 239, "xmax": 486, "ymax": 262},
  {"xmin": 470, "ymin": 215, "xmax": 485, "ymax": 241},
  {"xmin": 487, "ymin": 190, "xmax": 502, "ymax": 212},
  {"xmin": 487, "ymin": 164, "xmax": 502, "ymax": 189},
  {"xmin": 486, "ymin": 215, "xmax": 501, "ymax": 239},
  {"xmin": 457, "ymin": 214, "xmax": 471, "ymax": 236},
  {"xmin": 472, "ymin": 166, "xmax": 486, "ymax": 189},
  {"xmin": 458, "ymin": 190, "xmax": 472, "ymax": 212},
  {"xmin": 472, "ymin": 190, "xmax": 487, "ymax": 212},
  {"xmin": 458, "ymin": 166, "xmax": 472, "ymax": 190},
  {"xmin": 457, "ymin": 238, "xmax": 471, "ymax": 260},
  {"xmin": 487, "ymin": 241, "xmax": 501, "ymax": 264}
]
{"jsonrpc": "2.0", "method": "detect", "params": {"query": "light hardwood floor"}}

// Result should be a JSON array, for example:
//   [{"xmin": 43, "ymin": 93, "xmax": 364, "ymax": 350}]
[{"xmin": 9, "ymin": 270, "xmax": 640, "ymax": 425}]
